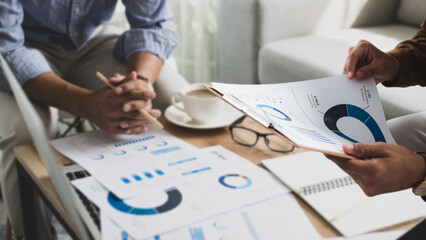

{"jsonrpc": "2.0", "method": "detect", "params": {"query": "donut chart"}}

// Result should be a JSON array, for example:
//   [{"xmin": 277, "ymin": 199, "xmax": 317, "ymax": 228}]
[
  {"xmin": 218, "ymin": 174, "xmax": 252, "ymax": 189},
  {"xmin": 113, "ymin": 150, "xmax": 127, "ymax": 156},
  {"xmin": 256, "ymin": 104, "xmax": 291, "ymax": 121},
  {"xmin": 136, "ymin": 145, "xmax": 148, "ymax": 151},
  {"xmin": 107, "ymin": 188, "xmax": 182, "ymax": 215},
  {"xmin": 323, "ymin": 104, "xmax": 386, "ymax": 143}
]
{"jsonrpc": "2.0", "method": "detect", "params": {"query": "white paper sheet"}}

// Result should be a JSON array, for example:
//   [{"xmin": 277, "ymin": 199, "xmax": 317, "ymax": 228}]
[
  {"xmin": 52, "ymin": 127, "xmax": 219, "ymax": 199},
  {"xmin": 212, "ymin": 75, "xmax": 395, "ymax": 154},
  {"xmin": 101, "ymin": 193, "xmax": 321, "ymax": 240},
  {"xmin": 262, "ymin": 151, "xmax": 426, "ymax": 236},
  {"xmin": 73, "ymin": 146, "xmax": 289, "ymax": 239}
]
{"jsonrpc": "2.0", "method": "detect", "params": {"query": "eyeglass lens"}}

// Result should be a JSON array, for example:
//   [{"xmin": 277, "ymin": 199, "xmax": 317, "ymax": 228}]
[
  {"xmin": 231, "ymin": 127, "xmax": 293, "ymax": 152},
  {"xmin": 231, "ymin": 127, "xmax": 258, "ymax": 146},
  {"xmin": 264, "ymin": 134, "xmax": 294, "ymax": 152}
]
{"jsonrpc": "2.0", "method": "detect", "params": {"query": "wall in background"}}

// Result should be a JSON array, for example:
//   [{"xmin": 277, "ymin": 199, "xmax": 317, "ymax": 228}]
[{"xmin": 169, "ymin": 0, "xmax": 219, "ymax": 84}]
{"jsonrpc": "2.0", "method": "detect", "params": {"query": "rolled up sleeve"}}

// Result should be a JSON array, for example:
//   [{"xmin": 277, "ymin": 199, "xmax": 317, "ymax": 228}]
[
  {"xmin": 114, "ymin": 0, "xmax": 179, "ymax": 63},
  {"xmin": 0, "ymin": 0, "xmax": 51, "ymax": 93},
  {"xmin": 385, "ymin": 19, "xmax": 426, "ymax": 87}
]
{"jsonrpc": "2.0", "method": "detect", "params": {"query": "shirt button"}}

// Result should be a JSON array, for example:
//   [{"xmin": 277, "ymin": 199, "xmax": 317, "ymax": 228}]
[
  {"xmin": 74, "ymin": 7, "xmax": 80, "ymax": 13},
  {"xmin": 73, "ymin": 31, "xmax": 79, "ymax": 37}
]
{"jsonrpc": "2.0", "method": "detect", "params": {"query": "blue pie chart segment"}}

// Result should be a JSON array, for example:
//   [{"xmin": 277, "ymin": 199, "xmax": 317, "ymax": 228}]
[
  {"xmin": 256, "ymin": 104, "xmax": 291, "ymax": 121},
  {"xmin": 323, "ymin": 104, "xmax": 386, "ymax": 143},
  {"xmin": 114, "ymin": 150, "xmax": 127, "ymax": 156},
  {"xmin": 218, "ymin": 174, "xmax": 252, "ymax": 189},
  {"xmin": 107, "ymin": 188, "xmax": 182, "ymax": 215},
  {"xmin": 91, "ymin": 155, "xmax": 104, "ymax": 160}
]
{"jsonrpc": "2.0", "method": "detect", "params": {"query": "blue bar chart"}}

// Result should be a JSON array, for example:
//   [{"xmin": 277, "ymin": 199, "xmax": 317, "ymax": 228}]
[{"xmin": 120, "ymin": 169, "xmax": 166, "ymax": 184}]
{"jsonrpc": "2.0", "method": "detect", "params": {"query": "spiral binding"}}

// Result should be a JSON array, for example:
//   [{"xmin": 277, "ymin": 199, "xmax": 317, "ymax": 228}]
[{"xmin": 299, "ymin": 176, "xmax": 354, "ymax": 196}]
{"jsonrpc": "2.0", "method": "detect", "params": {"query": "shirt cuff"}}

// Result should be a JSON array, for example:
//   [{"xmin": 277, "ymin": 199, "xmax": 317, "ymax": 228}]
[
  {"xmin": 381, "ymin": 51, "xmax": 403, "ymax": 87},
  {"xmin": 0, "ymin": 48, "xmax": 52, "ymax": 93},
  {"xmin": 385, "ymin": 47, "xmax": 426, "ymax": 88},
  {"xmin": 113, "ymin": 28, "xmax": 179, "ymax": 63}
]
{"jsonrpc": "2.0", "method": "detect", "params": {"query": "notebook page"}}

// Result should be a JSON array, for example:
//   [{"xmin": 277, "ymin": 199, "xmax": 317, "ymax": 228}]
[{"xmin": 262, "ymin": 151, "xmax": 426, "ymax": 236}]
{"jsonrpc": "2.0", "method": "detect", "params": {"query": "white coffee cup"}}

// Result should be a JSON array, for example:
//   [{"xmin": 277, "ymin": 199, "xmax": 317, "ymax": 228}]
[{"xmin": 171, "ymin": 83, "xmax": 224, "ymax": 123}]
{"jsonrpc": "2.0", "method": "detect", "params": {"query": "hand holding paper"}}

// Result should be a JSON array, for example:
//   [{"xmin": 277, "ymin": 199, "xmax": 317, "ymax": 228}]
[
  {"xmin": 208, "ymin": 75, "xmax": 395, "ymax": 158},
  {"xmin": 327, "ymin": 142, "xmax": 426, "ymax": 196},
  {"xmin": 262, "ymin": 151, "xmax": 426, "ymax": 237}
]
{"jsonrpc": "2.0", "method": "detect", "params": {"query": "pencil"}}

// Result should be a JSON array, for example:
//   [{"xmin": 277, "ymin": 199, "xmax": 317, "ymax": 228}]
[{"xmin": 95, "ymin": 71, "xmax": 164, "ymax": 129}]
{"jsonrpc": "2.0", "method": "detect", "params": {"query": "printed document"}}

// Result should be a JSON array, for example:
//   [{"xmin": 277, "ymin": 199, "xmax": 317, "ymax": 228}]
[
  {"xmin": 101, "ymin": 193, "xmax": 321, "ymax": 240},
  {"xmin": 210, "ymin": 75, "xmax": 395, "ymax": 157},
  {"xmin": 72, "ymin": 146, "xmax": 289, "ymax": 239},
  {"xmin": 52, "ymin": 128, "xmax": 219, "ymax": 199}
]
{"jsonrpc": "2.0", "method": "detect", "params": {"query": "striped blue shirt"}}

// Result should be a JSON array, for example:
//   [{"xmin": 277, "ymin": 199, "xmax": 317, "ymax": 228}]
[{"xmin": 0, "ymin": 0, "xmax": 178, "ymax": 92}]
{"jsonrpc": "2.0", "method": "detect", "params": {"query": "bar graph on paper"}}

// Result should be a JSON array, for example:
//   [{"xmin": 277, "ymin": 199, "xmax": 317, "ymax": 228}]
[{"xmin": 51, "ymin": 128, "xmax": 219, "ymax": 199}]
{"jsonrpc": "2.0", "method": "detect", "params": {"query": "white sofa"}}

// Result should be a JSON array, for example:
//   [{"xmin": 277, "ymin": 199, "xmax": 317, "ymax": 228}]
[{"xmin": 218, "ymin": 0, "xmax": 426, "ymax": 119}]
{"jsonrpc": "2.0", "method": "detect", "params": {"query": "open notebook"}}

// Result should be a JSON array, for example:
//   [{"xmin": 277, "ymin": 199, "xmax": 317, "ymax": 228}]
[{"xmin": 262, "ymin": 151, "xmax": 426, "ymax": 237}]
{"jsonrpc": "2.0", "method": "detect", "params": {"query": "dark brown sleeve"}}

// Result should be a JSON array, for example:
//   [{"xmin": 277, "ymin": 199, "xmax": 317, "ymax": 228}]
[{"xmin": 384, "ymin": 18, "xmax": 426, "ymax": 87}]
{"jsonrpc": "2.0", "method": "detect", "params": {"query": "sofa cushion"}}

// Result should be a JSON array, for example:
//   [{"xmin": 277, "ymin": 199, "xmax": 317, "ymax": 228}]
[
  {"xmin": 397, "ymin": 0, "xmax": 426, "ymax": 27},
  {"xmin": 258, "ymin": 0, "xmax": 400, "ymax": 45},
  {"xmin": 377, "ymin": 85, "xmax": 426, "ymax": 119},
  {"xmin": 258, "ymin": 24, "xmax": 421, "ymax": 118},
  {"xmin": 259, "ymin": 24, "xmax": 418, "ymax": 83}
]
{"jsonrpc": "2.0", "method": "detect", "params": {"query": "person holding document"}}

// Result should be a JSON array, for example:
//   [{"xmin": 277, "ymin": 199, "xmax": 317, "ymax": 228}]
[
  {"xmin": 0, "ymin": 0, "xmax": 187, "ymax": 238},
  {"xmin": 327, "ymin": 19, "xmax": 426, "ymax": 198}
]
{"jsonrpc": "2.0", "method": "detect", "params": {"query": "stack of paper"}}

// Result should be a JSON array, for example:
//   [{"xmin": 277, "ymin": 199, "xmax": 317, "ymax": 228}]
[
  {"xmin": 52, "ymin": 129, "xmax": 320, "ymax": 239},
  {"xmin": 100, "ymin": 190, "xmax": 321, "ymax": 240},
  {"xmin": 52, "ymin": 128, "xmax": 215, "ymax": 199}
]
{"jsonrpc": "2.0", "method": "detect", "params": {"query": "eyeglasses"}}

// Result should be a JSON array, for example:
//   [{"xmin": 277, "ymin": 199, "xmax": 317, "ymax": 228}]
[{"xmin": 229, "ymin": 116, "xmax": 295, "ymax": 153}]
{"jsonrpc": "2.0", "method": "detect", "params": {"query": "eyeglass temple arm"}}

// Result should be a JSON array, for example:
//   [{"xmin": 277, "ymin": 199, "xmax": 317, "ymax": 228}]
[{"xmin": 230, "ymin": 115, "xmax": 247, "ymax": 127}]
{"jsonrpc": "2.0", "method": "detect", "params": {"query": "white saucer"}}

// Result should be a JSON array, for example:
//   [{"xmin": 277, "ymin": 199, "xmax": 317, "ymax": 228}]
[{"xmin": 165, "ymin": 102, "xmax": 243, "ymax": 130}]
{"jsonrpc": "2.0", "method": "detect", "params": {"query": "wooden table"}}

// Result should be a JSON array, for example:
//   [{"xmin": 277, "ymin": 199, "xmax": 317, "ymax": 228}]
[{"xmin": 14, "ymin": 116, "xmax": 416, "ymax": 239}]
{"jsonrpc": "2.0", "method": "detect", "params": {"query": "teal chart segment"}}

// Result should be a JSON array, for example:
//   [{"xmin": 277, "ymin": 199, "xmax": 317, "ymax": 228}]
[
  {"xmin": 218, "ymin": 174, "xmax": 252, "ymax": 189},
  {"xmin": 256, "ymin": 104, "xmax": 291, "ymax": 121},
  {"xmin": 107, "ymin": 188, "xmax": 182, "ymax": 215},
  {"xmin": 323, "ymin": 104, "xmax": 386, "ymax": 143}
]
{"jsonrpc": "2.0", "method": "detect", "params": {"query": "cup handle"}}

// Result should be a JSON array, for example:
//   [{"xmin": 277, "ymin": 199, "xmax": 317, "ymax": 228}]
[{"xmin": 171, "ymin": 94, "xmax": 185, "ymax": 112}]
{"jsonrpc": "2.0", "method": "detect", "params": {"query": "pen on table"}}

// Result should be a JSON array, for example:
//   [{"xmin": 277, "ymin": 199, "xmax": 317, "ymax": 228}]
[{"xmin": 95, "ymin": 71, "xmax": 164, "ymax": 129}]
